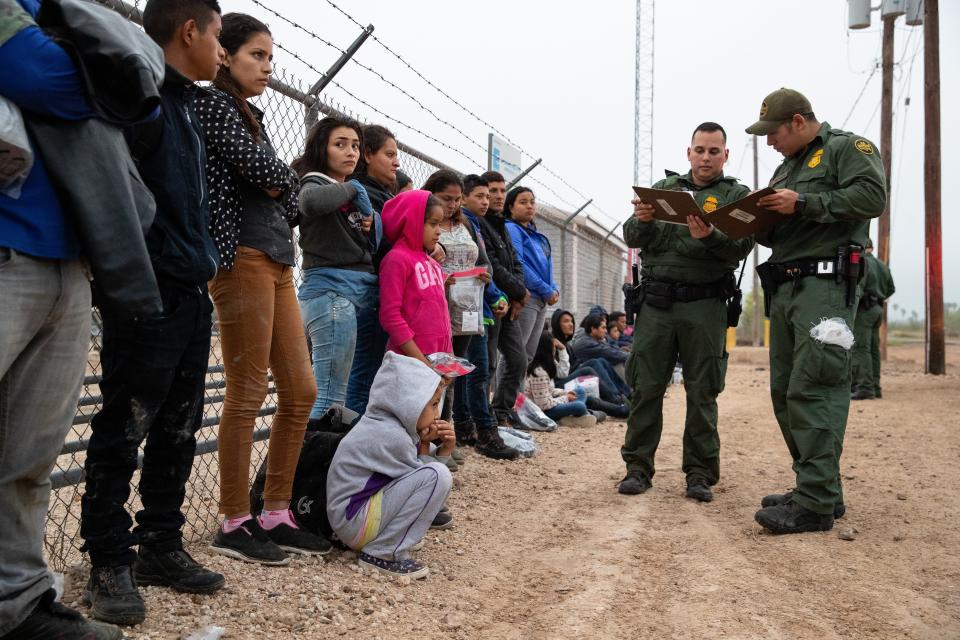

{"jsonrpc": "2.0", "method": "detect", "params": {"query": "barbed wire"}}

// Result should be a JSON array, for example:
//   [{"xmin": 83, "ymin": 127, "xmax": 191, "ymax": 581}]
[
  {"xmin": 264, "ymin": 0, "xmax": 624, "ymax": 229},
  {"xmin": 316, "ymin": 0, "xmax": 626, "ymax": 228},
  {"xmin": 250, "ymin": 0, "xmax": 489, "ymax": 158},
  {"xmin": 272, "ymin": 40, "xmax": 486, "ymax": 170}
]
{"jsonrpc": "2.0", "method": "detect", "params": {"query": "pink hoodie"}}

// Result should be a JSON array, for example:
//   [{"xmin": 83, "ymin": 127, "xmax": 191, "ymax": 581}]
[{"xmin": 379, "ymin": 190, "xmax": 453, "ymax": 356}]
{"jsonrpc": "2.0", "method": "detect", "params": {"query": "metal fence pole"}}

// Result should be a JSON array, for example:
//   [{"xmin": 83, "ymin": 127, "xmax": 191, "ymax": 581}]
[{"xmin": 304, "ymin": 25, "xmax": 374, "ymax": 129}]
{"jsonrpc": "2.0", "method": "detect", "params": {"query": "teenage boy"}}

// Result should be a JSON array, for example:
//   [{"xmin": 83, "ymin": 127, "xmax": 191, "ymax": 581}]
[
  {"xmin": 570, "ymin": 314, "xmax": 629, "ymax": 373},
  {"xmin": 477, "ymin": 170, "xmax": 528, "ymax": 426},
  {"xmin": 79, "ymin": 0, "xmax": 226, "ymax": 626},
  {"xmin": 457, "ymin": 175, "xmax": 519, "ymax": 460},
  {"xmin": 0, "ymin": 1, "xmax": 121, "ymax": 638}
]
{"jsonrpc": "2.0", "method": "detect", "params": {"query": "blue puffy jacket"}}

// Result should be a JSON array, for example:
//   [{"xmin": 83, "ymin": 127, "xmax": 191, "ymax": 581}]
[
  {"xmin": 505, "ymin": 219, "xmax": 557, "ymax": 302},
  {"xmin": 0, "ymin": 0, "xmax": 92, "ymax": 259}
]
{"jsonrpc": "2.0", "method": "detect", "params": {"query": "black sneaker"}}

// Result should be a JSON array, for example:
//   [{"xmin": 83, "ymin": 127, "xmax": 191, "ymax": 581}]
[
  {"xmin": 83, "ymin": 565, "xmax": 145, "ymax": 626},
  {"xmin": 133, "ymin": 548, "xmax": 224, "ymax": 594},
  {"xmin": 474, "ymin": 427, "xmax": 520, "ymax": 460},
  {"xmin": 685, "ymin": 478, "xmax": 714, "ymax": 502},
  {"xmin": 755, "ymin": 501, "xmax": 834, "ymax": 534},
  {"xmin": 262, "ymin": 521, "xmax": 333, "ymax": 556},
  {"xmin": 210, "ymin": 518, "xmax": 290, "ymax": 566},
  {"xmin": 761, "ymin": 490, "xmax": 845, "ymax": 519},
  {"xmin": 430, "ymin": 509, "xmax": 454, "ymax": 530},
  {"xmin": 4, "ymin": 589, "xmax": 122, "ymax": 640},
  {"xmin": 618, "ymin": 471, "xmax": 651, "ymax": 495},
  {"xmin": 357, "ymin": 552, "xmax": 429, "ymax": 579}
]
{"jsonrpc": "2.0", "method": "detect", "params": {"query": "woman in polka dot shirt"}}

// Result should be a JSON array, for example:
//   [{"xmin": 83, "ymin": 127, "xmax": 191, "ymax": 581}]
[{"xmin": 196, "ymin": 13, "xmax": 329, "ymax": 564}]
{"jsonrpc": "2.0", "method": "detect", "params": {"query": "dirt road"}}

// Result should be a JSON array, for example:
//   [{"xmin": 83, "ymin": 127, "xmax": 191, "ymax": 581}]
[{"xmin": 64, "ymin": 345, "xmax": 960, "ymax": 639}]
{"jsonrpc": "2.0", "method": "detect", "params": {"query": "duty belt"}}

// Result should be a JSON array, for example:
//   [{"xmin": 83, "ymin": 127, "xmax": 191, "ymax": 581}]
[
  {"xmin": 756, "ymin": 247, "xmax": 865, "ymax": 317},
  {"xmin": 639, "ymin": 274, "xmax": 736, "ymax": 312}
]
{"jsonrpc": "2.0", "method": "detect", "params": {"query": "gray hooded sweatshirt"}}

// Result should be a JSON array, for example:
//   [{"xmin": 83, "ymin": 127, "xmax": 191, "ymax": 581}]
[{"xmin": 326, "ymin": 352, "xmax": 445, "ymax": 528}]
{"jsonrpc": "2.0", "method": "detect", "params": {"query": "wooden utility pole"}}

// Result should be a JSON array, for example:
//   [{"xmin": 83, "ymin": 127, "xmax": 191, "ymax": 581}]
[
  {"xmin": 924, "ymin": 0, "xmax": 945, "ymax": 374},
  {"xmin": 878, "ymin": 15, "xmax": 895, "ymax": 360},
  {"xmin": 751, "ymin": 135, "xmax": 761, "ymax": 346}
]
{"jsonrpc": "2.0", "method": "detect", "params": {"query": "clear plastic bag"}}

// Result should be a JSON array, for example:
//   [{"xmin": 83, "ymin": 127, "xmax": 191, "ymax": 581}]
[
  {"xmin": 447, "ymin": 267, "xmax": 485, "ymax": 335},
  {"xmin": 427, "ymin": 352, "xmax": 476, "ymax": 378},
  {"xmin": 513, "ymin": 393, "xmax": 557, "ymax": 432},
  {"xmin": 498, "ymin": 427, "xmax": 539, "ymax": 457},
  {"xmin": 0, "ymin": 96, "xmax": 34, "ymax": 199},
  {"xmin": 563, "ymin": 375, "xmax": 600, "ymax": 399}
]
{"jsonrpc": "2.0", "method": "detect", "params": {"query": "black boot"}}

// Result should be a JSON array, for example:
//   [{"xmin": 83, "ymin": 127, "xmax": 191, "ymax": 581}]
[
  {"xmin": 617, "ymin": 470, "xmax": 651, "ymax": 495},
  {"xmin": 454, "ymin": 419, "xmax": 477, "ymax": 447},
  {"xmin": 761, "ymin": 490, "xmax": 845, "ymax": 519},
  {"xmin": 474, "ymin": 427, "xmax": 520, "ymax": 460},
  {"xmin": 685, "ymin": 477, "xmax": 713, "ymax": 502},
  {"xmin": 851, "ymin": 385, "xmax": 876, "ymax": 400},
  {"xmin": 133, "ymin": 547, "xmax": 225, "ymax": 594},
  {"xmin": 755, "ymin": 501, "xmax": 834, "ymax": 534},
  {"xmin": 1, "ymin": 589, "xmax": 122, "ymax": 640},
  {"xmin": 83, "ymin": 565, "xmax": 145, "ymax": 626}
]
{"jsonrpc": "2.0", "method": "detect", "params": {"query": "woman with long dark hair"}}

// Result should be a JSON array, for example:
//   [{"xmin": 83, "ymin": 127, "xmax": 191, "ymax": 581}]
[
  {"xmin": 196, "ymin": 13, "xmax": 329, "ymax": 564},
  {"xmin": 293, "ymin": 114, "xmax": 377, "ymax": 423},
  {"xmin": 504, "ymin": 187, "xmax": 559, "ymax": 360},
  {"xmin": 344, "ymin": 124, "xmax": 401, "ymax": 415}
]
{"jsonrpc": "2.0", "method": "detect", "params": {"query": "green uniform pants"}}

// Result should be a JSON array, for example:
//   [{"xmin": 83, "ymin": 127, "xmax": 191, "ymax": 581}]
[
  {"xmin": 621, "ymin": 297, "xmax": 728, "ymax": 484},
  {"xmin": 768, "ymin": 277, "xmax": 856, "ymax": 515},
  {"xmin": 852, "ymin": 304, "xmax": 882, "ymax": 393}
]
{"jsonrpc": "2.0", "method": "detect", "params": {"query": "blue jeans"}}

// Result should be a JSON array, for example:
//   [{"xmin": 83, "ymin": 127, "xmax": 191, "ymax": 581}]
[
  {"xmin": 452, "ymin": 330, "xmax": 496, "ymax": 431},
  {"xmin": 301, "ymin": 292, "xmax": 357, "ymax": 419},
  {"xmin": 545, "ymin": 386, "xmax": 590, "ymax": 420},
  {"xmin": 345, "ymin": 303, "xmax": 388, "ymax": 416}
]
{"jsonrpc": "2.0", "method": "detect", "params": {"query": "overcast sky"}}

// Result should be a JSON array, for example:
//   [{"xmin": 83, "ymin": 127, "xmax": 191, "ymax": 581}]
[{"xmin": 235, "ymin": 0, "xmax": 958, "ymax": 317}]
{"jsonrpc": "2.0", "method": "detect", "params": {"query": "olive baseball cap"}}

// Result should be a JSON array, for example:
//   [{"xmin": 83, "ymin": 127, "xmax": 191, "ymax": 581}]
[{"xmin": 745, "ymin": 88, "xmax": 813, "ymax": 135}]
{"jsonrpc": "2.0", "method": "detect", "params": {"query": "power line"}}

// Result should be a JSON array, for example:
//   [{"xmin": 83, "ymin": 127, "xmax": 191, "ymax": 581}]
[{"xmin": 841, "ymin": 60, "xmax": 879, "ymax": 129}]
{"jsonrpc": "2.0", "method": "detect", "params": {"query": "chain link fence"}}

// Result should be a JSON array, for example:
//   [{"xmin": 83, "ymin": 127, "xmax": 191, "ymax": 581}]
[{"xmin": 44, "ymin": 0, "xmax": 627, "ymax": 571}]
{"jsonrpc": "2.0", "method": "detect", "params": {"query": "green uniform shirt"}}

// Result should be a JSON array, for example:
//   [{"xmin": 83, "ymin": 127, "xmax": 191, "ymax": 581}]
[
  {"xmin": 758, "ymin": 122, "xmax": 886, "ymax": 262},
  {"xmin": 623, "ymin": 171, "xmax": 754, "ymax": 284},
  {"xmin": 863, "ymin": 253, "xmax": 895, "ymax": 299}
]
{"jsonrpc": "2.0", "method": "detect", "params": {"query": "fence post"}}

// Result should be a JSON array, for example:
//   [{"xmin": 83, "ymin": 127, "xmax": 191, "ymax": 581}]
[
  {"xmin": 559, "ymin": 199, "xmax": 593, "ymax": 308},
  {"xmin": 304, "ymin": 24, "xmax": 375, "ymax": 129},
  {"xmin": 505, "ymin": 158, "xmax": 543, "ymax": 190},
  {"xmin": 597, "ymin": 222, "xmax": 622, "ymax": 305}
]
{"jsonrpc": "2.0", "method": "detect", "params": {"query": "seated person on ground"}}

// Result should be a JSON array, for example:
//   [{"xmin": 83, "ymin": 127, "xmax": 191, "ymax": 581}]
[
  {"xmin": 326, "ymin": 352, "xmax": 454, "ymax": 580},
  {"xmin": 524, "ymin": 333, "xmax": 598, "ymax": 429},
  {"xmin": 569, "ymin": 313, "xmax": 629, "ymax": 375}
]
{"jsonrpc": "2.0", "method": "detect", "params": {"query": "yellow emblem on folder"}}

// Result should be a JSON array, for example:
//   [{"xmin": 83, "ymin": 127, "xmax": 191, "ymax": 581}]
[
  {"xmin": 703, "ymin": 196, "xmax": 719, "ymax": 213},
  {"xmin": 808, "ymin": 148, "xmax": 823, "ymax": 168}
]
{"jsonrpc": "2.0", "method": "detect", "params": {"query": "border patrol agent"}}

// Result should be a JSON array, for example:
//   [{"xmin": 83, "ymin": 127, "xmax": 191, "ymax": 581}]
[
  {"xmin": 852, "ymin": 238, "xmax": 895, "ymax": 400},
  {"xmin": 618, "ymin": 122, "xmax": 754, "ymax": 503},
  {"xmin": 748, "ymin": 89, "xmax": 886, "ymax": 534}
]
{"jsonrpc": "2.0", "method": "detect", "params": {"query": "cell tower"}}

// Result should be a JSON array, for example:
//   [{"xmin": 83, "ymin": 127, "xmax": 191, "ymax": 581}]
[{"xmin": 631, "ymin": 0, "xmax": 655, "ymax": 267}]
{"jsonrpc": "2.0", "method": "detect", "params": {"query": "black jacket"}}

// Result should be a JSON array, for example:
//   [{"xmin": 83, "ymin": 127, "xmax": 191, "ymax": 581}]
[
  {"xmin": 356, "ymin": 175, "xmax": 394, "ymax": 272},
  {"xmin": 476, "ymin": 210, "xmax": 526, "ymax": 302},
  {"xmin": 130, "ymin": 66, "xmax": 219, "ymax": 286}
]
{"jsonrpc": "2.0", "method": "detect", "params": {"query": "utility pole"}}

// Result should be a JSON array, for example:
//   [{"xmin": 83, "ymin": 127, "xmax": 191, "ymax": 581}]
[
  {"xmin": 751, "ymin": 135, "xmax": 761, "ymax": 346},
  {"xmin": 923, "ymin": 0, "xmax": 945, "ymax": 374},
  {"xmin": 878, "ymin": 14, "xmax": 895, "ymax": 360}
]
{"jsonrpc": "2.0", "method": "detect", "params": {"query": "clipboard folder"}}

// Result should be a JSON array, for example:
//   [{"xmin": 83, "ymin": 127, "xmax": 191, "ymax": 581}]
[{"xmin": 632, "ymin": 186, "xmax": 781, "ymax": 240}]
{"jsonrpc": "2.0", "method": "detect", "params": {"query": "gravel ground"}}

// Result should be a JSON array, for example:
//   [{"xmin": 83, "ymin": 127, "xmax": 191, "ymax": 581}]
[{"xmin": 59, "ymin": 344, "xmax": 960, "ymax": 640}]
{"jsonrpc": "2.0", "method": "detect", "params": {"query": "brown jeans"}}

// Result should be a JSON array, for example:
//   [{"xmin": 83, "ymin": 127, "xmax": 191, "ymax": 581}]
[{"xmin": 210, "ymin": 247, "xmax": 316, "ymax": 518}]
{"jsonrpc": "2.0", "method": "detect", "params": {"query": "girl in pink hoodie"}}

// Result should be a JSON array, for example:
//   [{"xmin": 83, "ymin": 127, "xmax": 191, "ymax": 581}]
[{"xmin": 379, "ymin": 190, "xmax": 453, "ymax": 364}]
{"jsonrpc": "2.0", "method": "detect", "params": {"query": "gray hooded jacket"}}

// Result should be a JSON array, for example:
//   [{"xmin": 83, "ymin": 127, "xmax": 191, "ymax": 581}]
[{"xmin": 326, "ymin": 352, "xmax": 444, "ymax": 525}]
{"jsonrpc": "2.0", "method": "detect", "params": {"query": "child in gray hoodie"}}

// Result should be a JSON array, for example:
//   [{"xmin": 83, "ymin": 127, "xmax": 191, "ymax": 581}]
[{"xmin": 326, "ymin": 351, "xmax": 454, "ymax": 579}]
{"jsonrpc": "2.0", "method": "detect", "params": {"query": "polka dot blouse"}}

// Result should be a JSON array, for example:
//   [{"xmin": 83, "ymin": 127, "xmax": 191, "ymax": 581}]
[{"xmin": 195, "ymin": 86, "xmax": 299, "ymax": 270}]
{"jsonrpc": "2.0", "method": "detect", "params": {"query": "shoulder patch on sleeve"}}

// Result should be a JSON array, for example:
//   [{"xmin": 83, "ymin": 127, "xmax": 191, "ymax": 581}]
[{"xmin": 854, "ymin": 139, "xmax": 874, "ymax": 155}]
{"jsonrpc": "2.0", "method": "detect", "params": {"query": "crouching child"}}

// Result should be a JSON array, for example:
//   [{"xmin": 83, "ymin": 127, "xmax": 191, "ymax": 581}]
[{"xmin": 326, "ymin": 352, "xmax": 454, "ymax": 579}]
